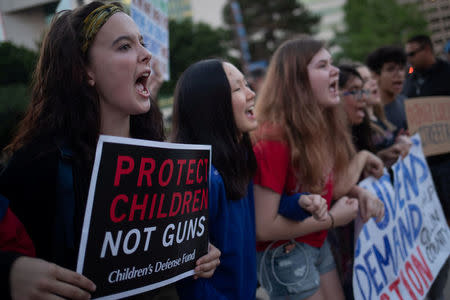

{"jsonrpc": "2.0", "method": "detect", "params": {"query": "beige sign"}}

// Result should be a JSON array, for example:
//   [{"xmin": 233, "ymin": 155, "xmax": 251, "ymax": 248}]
[{"xmin": 405, "ymin": 96, "xmax": 450, "ymax": 156}]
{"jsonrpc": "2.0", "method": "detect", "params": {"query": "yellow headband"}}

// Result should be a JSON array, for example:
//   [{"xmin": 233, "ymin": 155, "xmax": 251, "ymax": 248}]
[{"xmin": 81, "ymin": 4, "xmax": 123, "ymax": 54}]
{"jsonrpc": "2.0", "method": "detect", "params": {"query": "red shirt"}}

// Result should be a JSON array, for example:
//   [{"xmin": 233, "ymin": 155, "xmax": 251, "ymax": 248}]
[
  {"xmin": 252, "ymin": 123, "xmax": 333, "ymax": 251},
  {"xmin": 0, "ymin": 208, "xmax": 35, "ymax": 257}
]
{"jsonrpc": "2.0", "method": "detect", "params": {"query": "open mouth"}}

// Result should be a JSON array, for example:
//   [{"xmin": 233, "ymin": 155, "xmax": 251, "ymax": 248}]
[
  {"xmin": 135, "ymin": 72, "xmax": 150, "ymax": 97},
  {"xmin": 393, "ymin": 81, "xmax": 403, "ymax": 89},
  {"xmin": 356, "ymin": 108, "xmax": 365, "ymax": 118},
  {"xmin": 246, "ymin": 105, "xmax": 255, "ymax": 118},
  {"xmin": 329, "ymin": 80, "xmax": 338, "ymax": 94}
]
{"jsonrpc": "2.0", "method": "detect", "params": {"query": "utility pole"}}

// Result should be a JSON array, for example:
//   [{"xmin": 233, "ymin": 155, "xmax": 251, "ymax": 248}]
[{"xmin": 229, "ymin": 0, "xmax": 251, "ymax": 75}]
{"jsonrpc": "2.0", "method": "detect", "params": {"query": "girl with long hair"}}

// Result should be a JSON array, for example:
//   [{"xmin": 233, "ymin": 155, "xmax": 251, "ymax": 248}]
[
  {"xmin": 171, "ymin": 58, "xmax": 258, "ymax": 299},
  {"xmin": 171, "ymin": 59, "xmax": 327, "ymax": 299},
  {"xmin": 0, "ymin": 2, "xmax": 219, "ymax": 299},
  {"xmin": 252, "ymin": 37, "xmax": 384, "ymax": 300}
]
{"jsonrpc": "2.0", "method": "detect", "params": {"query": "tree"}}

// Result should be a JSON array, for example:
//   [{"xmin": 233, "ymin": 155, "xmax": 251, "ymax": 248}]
[
  {"xmin": 223, "ymin": 0, "xmax": 320, "ymax": 62},
  {"xmin": 0, "ymin": 41, "xmax": 37, "ymax": 85},
  {"xmin": 334, "ymin": 0, "xmax": 428, "ymax": 62},
  {"xmin": 0, "ymin": 42, "xmax": 37, "ymax": 152},
  {"xmin": 159, "ymin": 18, "xmax": 233, "ymax": 97}
]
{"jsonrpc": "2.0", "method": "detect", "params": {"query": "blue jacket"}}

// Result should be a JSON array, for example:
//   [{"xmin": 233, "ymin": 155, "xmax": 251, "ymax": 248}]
[{"xmin": 178, "ymin": 165, "xmax": 257, "ymax": 300}]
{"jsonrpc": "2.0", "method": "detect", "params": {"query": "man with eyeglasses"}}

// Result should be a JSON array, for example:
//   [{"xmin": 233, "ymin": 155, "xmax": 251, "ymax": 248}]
[
  {"xmin": 403, "ymin": 34, "xmax": 450, "ymax": 97},
  {"xmin": 366, "ymin": 46, "xmax": 408, "ymax": 131},
  {"xmin": 403, "ymin": 34, "xmax": 450, "ymax": 300}
]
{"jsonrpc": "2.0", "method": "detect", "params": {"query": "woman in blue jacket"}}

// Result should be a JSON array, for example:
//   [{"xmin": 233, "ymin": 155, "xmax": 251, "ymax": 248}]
[
  {"xmin": 171, "ymin": 59, "xmax": 259, "ymax": 299},
  {"xmin": 171, "ymin": 59, "xmax": 328, "ymax": 299}
]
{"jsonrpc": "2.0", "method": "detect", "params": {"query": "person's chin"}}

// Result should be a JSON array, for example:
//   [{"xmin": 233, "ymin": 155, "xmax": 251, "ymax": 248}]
[
  {"xmin": 133, "ymin": 100, "xmax": 151, "ymax": 115},
  {"xmin": 243, "ymin": 121, "xmax": 258, "ymax": 133},
  {"xmin": 329, "ymin": 97, "xmax": 340, "ymax": 106}
]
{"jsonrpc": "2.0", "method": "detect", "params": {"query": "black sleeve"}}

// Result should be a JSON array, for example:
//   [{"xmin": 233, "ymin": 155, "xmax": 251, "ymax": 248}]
[
  {"xmin": 0, "ymin": 142, "xmax": 59, "ymax": 261},
  {"xmin": 0, "ymin": 251, "xmax": 22, "ymax": 300}
]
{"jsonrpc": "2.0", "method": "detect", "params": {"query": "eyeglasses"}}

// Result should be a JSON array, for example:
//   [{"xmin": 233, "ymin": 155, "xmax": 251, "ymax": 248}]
[
  {"xmin": 406, "ymin": 46, "xmax": 424, "ymax": 57},
  {"xmin": 382, "ymin": 65, "xmax": 406, "ymax": 74},
  {"xmin": 341, "ymin": 89, "xmax": 370, "ymax": 100}
]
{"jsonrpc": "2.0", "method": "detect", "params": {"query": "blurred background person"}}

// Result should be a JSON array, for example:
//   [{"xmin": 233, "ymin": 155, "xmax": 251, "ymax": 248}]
[
  {"xmin": 403, "ymin": 34, "xmax": 450, "ymax": 97},
  {"xmin": 339, "ymin": 64, "xmax": 410, "ymax": 166},
  {"xmin": 402, "ymin": 34, "xmax": 450, "ymax": 221},
  {"xmin": 366, "ymin": 46, "xmax": 408, "ymax": 131},
  {"xmin": 403, "ymin": 34, "xmax": 450, "ymax": 300}
]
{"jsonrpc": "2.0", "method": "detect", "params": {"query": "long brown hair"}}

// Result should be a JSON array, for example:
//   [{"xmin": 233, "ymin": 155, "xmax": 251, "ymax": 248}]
[
  {"xmin": 4, "ymin": 1, "xmax": 164, "ymax": 161},
  {"xmin": 254, "ymin": 37, "xmax": 355, "ymax": 193}
]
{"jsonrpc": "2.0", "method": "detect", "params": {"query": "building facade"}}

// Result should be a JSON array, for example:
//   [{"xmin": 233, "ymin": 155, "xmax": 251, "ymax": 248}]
[{"xmin": 0, "ymin": 0, "xmax": 61, "ymax": 49}]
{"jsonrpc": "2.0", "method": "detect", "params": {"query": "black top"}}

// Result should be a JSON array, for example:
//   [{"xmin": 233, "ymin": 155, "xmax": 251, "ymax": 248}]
[
  {"xmin": 402, "ymin": 58, "xmax": 450, "ymax": 218},
  {"xmin": 0, "ymin": 138, "xmax": 91, "ymax": 298},
  {"xmin": 403, "ymin": 59, "xmax": 450, "ymax": 98}
]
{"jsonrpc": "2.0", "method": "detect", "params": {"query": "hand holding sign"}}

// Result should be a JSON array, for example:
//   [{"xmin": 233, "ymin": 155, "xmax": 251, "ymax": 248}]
[
  {"xmin": 10, "ymin": 256, "xmax": 96, "ymax": 300},
  {"xmin": 353, "ymin": 134, "xmax": 450, "ymax": 300},
  {"xmin": 193, "ymin": 243, "xmax": 221, "ymax": 280},
  {"xmin": 377, "ymin": 143, "xmax": 411, "ymax": 167},
  {"xmin": 363, "ymin": 151, "xmax": 384, "ymax": 179},
  {"xmin": 395, "ymin": 132, "xmax": 412, "ymax": 146}
]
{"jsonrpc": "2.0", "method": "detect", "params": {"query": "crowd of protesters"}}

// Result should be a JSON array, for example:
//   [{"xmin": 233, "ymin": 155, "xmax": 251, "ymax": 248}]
[{"xmin": 0, "ymin": 1, "xmax": 449, "ymax": 300}]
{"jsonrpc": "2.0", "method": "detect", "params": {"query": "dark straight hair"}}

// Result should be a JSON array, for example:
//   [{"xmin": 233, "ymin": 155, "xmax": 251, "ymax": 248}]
[
  {"xmin": 338, "ymin": 64, "xmax": 363, "ymax": 89},
  {"xmin": 366, "ymin": 46, "xmax": 406, "ymax": 75},
  {"xmin": 171, "ymin": 59, "xmax": 256, "ymax": 200}
]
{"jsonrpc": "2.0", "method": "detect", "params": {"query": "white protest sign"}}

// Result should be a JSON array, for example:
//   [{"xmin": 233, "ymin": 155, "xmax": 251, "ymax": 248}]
[{"xmin": 353, "ymin": 134, "xmax": 450, "ymax": 300}]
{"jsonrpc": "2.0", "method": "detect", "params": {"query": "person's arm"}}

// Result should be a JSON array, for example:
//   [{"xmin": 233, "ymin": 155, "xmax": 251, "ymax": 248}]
[
  {"xmin": 278, "ymin": 193, "xmax": 310, "ymax": 221},
  {"xmin": 377, "ymin": 143, "xmax": 411, "ymax": 168},
  {"xmin": 278, "ymin": 193, "xmax": 328, "ymax": 221},
  {"xmin": 348, "ymin": 185, "xmax": 384, "ymax": 223},
  {"xmin": 333, "ymin": 150, "xmax": 383, "ymax": 199},
  {"xmin": 254, "ymin": 184, "xmax": 359, "ymax": 241}
]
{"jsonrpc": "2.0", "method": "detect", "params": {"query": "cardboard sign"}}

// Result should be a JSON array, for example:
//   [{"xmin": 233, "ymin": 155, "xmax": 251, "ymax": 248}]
[
  {"xmin": 131, "ymin": 0, "xmax": 170, "ymax": 80},
  {"xmin": 353, "ymin": 134, "xmax": 450, "ymax": 300},
  {"xmin": 77, "ymin": 135, "xmax": 210, "ymax": 299},
  {"xmin": 405, "ymin": 96, "xmax": 450, "ymax": 156}
]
